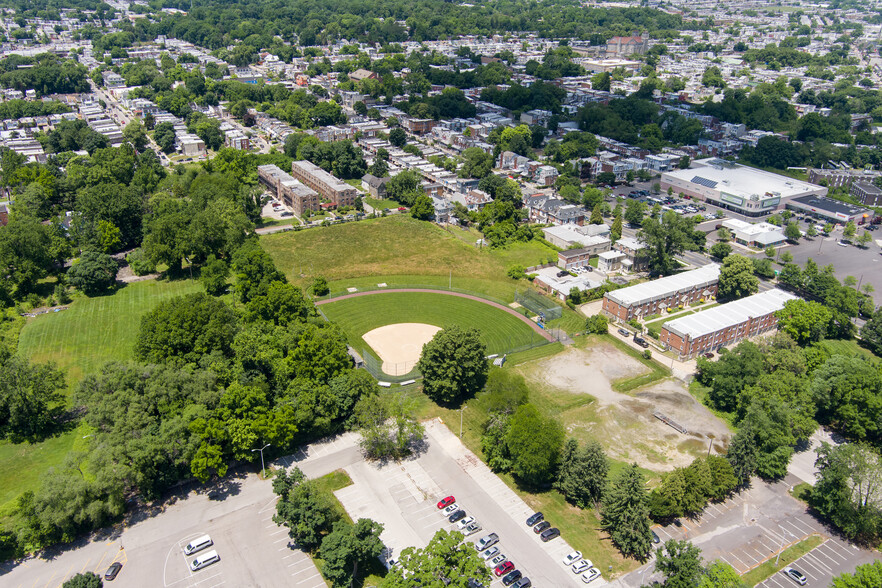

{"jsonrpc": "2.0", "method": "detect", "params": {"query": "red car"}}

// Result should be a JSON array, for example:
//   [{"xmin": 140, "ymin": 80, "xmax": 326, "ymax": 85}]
[
  {"xmin": 398, "ymin": 206, "xmax": 407, "ymax": 212},
  {"xmin": 495, "ymin": 561, "xmax": 514, "ymax": 576},
  {"xmin": 437, "ymin": 495, "xmax": 455, "ymax": 509}
]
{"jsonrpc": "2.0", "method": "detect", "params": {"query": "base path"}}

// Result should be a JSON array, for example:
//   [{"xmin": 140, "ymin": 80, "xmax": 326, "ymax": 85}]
[{"xmin": 315, "ymin": 289, "xmax": 556, "ymax": 342}]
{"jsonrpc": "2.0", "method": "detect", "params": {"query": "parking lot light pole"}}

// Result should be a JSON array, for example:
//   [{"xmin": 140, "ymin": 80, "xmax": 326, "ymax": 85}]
[
  {"xmin": 775, "ymin": 528, "xmax": 792, "ymax": 565},
  {"xmin": 460, "ymin": 404, "xmax": 466, "ymax": 439},
  {"xmin": 252, "ymin": 443, "xmax": 271, "ymax": 477}
]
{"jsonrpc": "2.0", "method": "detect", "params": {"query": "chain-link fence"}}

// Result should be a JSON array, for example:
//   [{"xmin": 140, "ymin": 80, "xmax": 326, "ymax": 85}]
[{"xmin": 514, "ymin": 288, "xmax": 563, "ymax": 321}]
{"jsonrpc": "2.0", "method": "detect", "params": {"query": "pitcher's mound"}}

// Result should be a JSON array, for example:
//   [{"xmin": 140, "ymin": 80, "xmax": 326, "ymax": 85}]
[{"xmin": 363, "ymin": 323, "xmax": 441, "ymax": 376}]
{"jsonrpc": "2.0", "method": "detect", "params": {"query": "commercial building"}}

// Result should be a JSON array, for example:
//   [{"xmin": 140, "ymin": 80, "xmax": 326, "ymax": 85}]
[
  {"xmin": 290, "ymin": 160, "xmax": 358, "ymax": 208},
  {"xmin": 660, "ymin": 159, "xmax": 826, "ymax": 217},
  {"xmin": 602, "ymin": 264, "xmax": 720, "ymax": 321},
  {"xmin": 785, "ymin": 194, "xmax": 871, "ymax": 225},
  {"xmin": 660, "ymin": 289, "xmax": 798, "ymax": 359},
  {"xmin": 257, "ymin": 164, "xmax": 320, "ymax": 216},
  {"xmin": 720, "ymin": 218, "xmax": 786, "ymax": 248}
]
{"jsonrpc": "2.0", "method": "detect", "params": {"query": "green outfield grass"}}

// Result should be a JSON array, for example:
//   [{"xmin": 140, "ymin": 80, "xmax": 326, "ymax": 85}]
[
  {"xmin": 18, "ymin": 279, "xmax": 202, "ymax": 389},
  {"xmin": 320, "ymin": 291, "xmax": 547, "ymax": 358}
]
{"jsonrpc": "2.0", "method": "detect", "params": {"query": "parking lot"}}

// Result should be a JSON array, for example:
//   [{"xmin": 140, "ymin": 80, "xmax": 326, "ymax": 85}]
[
  {"xmin": 618, "ymin": 474, "xmax": 880, "ymax": 587},
  {"xmin": 286, "ymin": 419, "xmax": 602, "ymax": 587}
]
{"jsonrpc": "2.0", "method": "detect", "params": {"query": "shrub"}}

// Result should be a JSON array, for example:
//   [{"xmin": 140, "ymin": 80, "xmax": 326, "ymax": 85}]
[
  {"xmin": 628, "ymin": 318, "xmax": 642, "ymax": 331},
  {"xmin": 126, "ymin": 247, "xmax": 156, "ymax": 276},
  {"xmin": 507, "ymin": 264, "xmax": 526, "ymax": 280},
  {"xmin": 584, "ymin": 315, "xmax": 608, "ymax": 334},
  {"xmin": 647, "ymin": 326, "xmax": 659, "ymax": 339},
  {"xmin": 643, "ymin": 349, "xmax": 652, "ymax": 359}
]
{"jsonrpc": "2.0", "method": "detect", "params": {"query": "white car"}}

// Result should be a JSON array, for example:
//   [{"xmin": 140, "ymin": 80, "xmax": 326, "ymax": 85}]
[
  {"xmin": 481, "ymin": 546, "xmax": 500, "ymax": 560},
  {"xmin": 562, "ymin": 551, "xmax": 582, "ymax": 566},
  {"xmin": 490, "ymin": 554, "xmax": 507, "ymax": 566},
  {"xmin": 442, "ymin": 503, "xmax": 459, "ymax": 516},
  {"xmin": 581, "ymin": 568, "xmax": 602, "ymax": 584},
  {"xmin": 572, "ymin": 561, "xmax": 591, "ymax": 574},
  {"xmin": 456, "ymin": 516, "xmax": 476, "ymax": 530}
]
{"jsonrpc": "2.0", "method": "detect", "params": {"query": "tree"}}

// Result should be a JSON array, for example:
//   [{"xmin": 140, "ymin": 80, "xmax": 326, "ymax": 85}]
[
  {"xmin": 460, "ymin": 147, "xmax": 493, "ymax": 179},
  {"xmin": 775, "ymin": 299, "xmax": 833, "ymax": 345},
  {"xmin": 601, "ymin": 464, "xmax": 652, "ymax": 560},
  {"xmin": 123, "ymin": 120, "xmax": 148, "ymax": 151},
  {"xmin": 66, "ymin": 250, "xmax": 118, "ymax": 296},
  {"xmin": 62, "ymin": 572, "xmax": 103, "ymax": 588},
  {"xmin": 591, "ymin": 71, "xmax": 611, "ymax": 92},
  {"xmin": 832, "ymin": 560, "xmax": 882, "ymax": 587},
  {"xmin": 807, "ymin": 224, "xmax": 817, "ymax": 238},
  {"xmin": 810, "ymin": 355, "xmax": 882, "ymax": 441},
  {"xmin": 555, "ymin": 438, "xmax": 608, "ymax": 508},
  {"xmin": 765, "ymin": 245, "xmax": 776, "ymax": 259},
  {"xmin": 381, "ymin": 529, "xmax": 491, "ymax": 588},
  {"xmin": 312, "ymin": 276, "xmax": 329, "ymax": 296},
  {"xmin": 417, "ymin": 326, "xmax": 488, "ymax": 405},
  {"xmin": 717, "ymin": 255, "xmax": 758, "ymax": 301},
  {"xmin": 319, "ymin": 519, "xmax": 386, "ymax": 588},
  {"xmin": 624, "ymin": 199, "xmax": 646, "ymax": 226},
  {"xmin": 200, "ymin": 255, "xmax": 229, "ymax": 296},
  {"xmin": 860, "ymin": 308, "xmax": 882, "ymax": 356},
  {"xmin": 135, "ymin": 292, "xmax": 238, "ymax": 365},
  {"xmin": 389, "ymin": 128, "xmax": 407, "ymax": 147},
  {"xmin": 410, "ymin": 195, "xmax": 434, "ymax": 220},
  {"xmin": 273, "ymin": 468, "xmax": 340, "ymax": 551},
  {"xmin": 780, "ymin": 251, "xmax": 793, "ymax": 264},
  {"xmin": 709, "ymin": 242, "xmax": 732, "ymax": 260},
  {"xmin": 696, "ymin": 341, "xmax": 765, "ymax": 412},
  {"xmin": 354, "ymin": 393, "xmax": 425, "ymax": 460},
  {"xmin": 232, "ymin": 242, "xmax": 286, "ymax": 303},
  {"xmin": 596, "ymin": 171, "xmax": 616, "ymax": 185},
  {"xmin": 654, "ymin": 540, "xmax": 704, "ymax": 588},
  {"xmin": 699, "ymin": 561, "xmax": 747, "ymax": 588},
  {"xmin": 638, "ymin": 211, "xmax": 697, "ymax": 275},
  {"xmin": 844, "ymin": 221, "xmax": 857, "ymax": 239},
  {"xmin": 856, "ymin": 231, "xmax": 872, "ymax": 248},
  {"xmin": 0, "ymin": 355, "xmax": 65, "ymax": 442},
  {"xmin": 589, "ymin": 203, "xmax": 603, "ymax": 225},
  {"xmin": 784, "ymin": 222, "xmax": 801, "ymax": 242},
  {"xmin": 0, "ymin": 211, "xmax": 57, "ymax": 299},
  {"xmin": 503, "ymin": 403, "xmax": 564, "ymax": 486},
  {"xmin": 812, "ymin": 443, "xmax": 882, "ymax": 543},
  {"xmin": 726, "ymin": 424, "xmax": 758, "ymax": 487},
  {"xmin": 153, "ymin": 121, "xmax": 177, "ymax": 154}
]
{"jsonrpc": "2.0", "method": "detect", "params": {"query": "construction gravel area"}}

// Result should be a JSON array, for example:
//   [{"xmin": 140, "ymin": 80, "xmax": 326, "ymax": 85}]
[{"xmin": 520, "ymin": 342, "xmax": 732, "ymax": 471}]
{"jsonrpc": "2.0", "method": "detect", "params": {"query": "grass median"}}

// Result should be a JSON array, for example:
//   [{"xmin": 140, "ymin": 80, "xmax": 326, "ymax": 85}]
[{"xmin": 740, "ymin": 535, "xmax": 824, "ymax": 587}]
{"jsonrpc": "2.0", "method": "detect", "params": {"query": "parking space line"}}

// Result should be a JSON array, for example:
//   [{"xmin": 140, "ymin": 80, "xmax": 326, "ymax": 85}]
[
  {"xmin": 294, "ymin": 572, "xmax": 323, "ymax": 583},
  {"xmin": 797, "ymin": 557, "xmax": 825, "ymax": 577},
  {"xmin": 809, "ymin": 549, "xmax": 837, "ymax": 568},
  {"xmin": 818, "ymin": 545, "xmax": 845, "ymax": 563}
]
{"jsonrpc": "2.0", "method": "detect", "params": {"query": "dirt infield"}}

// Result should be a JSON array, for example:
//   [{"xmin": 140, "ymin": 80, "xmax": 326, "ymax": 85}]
[
  {"xmin": 363, "ymin": 323, "xmax": 441, "ymax": 376},
  {"xmin": 315, "ymin": 288, "xmax": 555, "ymax": 342}
]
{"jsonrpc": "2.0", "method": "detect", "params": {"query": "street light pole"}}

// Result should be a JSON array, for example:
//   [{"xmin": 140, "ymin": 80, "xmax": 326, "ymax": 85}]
[
  {"xmin": 460, "ymin": 404, "xmax": 466, "ymax": 438},
  {"xmin": 252, "ymin": 443, "xmax": 271, "ymax": 477}
]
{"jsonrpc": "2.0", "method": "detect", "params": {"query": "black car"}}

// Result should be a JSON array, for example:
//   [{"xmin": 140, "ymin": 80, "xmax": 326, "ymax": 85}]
[
  {"xmin": 104, "ymin": 562, "xmax": 123, "ymax": 581},
  {"xmin": 526, "ymin": 512, "xmax": 544, "ymax": 527},
  {"xmin": 502, "ymin": 570, "xmax": 522, "ymax": 586},
  {"xmin": 532, "ymin": 521, "xmax": 551, "ymax": 534},
  {"xmin": 540, "ymin": 527, "xmax": 561, "ymax": 542},
  {"xmin": 448, "ymin": 509, "xmax": 467, "ymax": 523}
]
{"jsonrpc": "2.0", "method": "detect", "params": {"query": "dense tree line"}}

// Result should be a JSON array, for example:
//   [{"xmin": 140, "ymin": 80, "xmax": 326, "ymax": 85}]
[{"xmin": 0, "ymin": 54, "xmax": 89, "ymax": 96}]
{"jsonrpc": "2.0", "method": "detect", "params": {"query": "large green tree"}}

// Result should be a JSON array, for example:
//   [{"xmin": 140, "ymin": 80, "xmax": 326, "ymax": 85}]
[
  {"xmin": 601, "ymin": 463, "xmax": 652, "ymax": 560},
  {"xmin": 380, "ymin": 529, "xmax": 490, "ymax": 588},
  {"xmin": 417, "ymin": 325, "xmax": 488, "ymax": 405},
  {"xmin": 0, "ymin": 355, "xmax": 65, "ymax": 442},
  {"xmin": 66, "ymin": 250, "xmax": 118, "ymax": 296},
  {"xmin": 832, "ymin": 560, "xmax": 882, "ymax": 587},
  {"xmin": 319, "ymin": 519, "xmax": 386, "ymax": 588},
  {"xmin": 62, "ymin": 572, "xmax": 103, "ymax": 588},
  {"xmin": 775, "ymin": 299, "xmax": 833, "ymax": 345},
  {"xmin": 638, "ymin": 211, "xmax": 698, "ymax": 275},
  {"xmin": 505, "ymin": 403, "xmax": 564, "ymax": 486},
  {"xmin": 654, "ymin": 539, "xmax": 704, "ymax": 588},
  {"xmin": 554, "ymin": 438, "xmax": 608, "ymax": 508},
  {"xmin": 273, "ymin": 467, "xmax": 340, "ymax": 551},
  {"xmin": 716, "ymin": 254, "xmax": 758, "ymax": 301}
]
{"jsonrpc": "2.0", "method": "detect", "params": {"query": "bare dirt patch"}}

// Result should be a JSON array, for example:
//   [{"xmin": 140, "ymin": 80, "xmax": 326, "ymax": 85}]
[
  {"xmin": 519, "ymin": 343, "xmax": 732, "ymax": 471},
  {"xmin": 363, "ymin": 323, "xmax": 441, "ymax": 376}
]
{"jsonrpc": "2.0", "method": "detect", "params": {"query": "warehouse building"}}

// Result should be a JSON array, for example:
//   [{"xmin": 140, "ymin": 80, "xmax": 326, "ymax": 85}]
[
  {"xmin": 659, "ymin": 289, "xmax": 798, "ymax": 359},
  {"xmin": 290, "ymin": 160, "xmax": 359, "ymax": 208},
  {"xmin": 602, "ymin": 264, "xmax": 720, "ymax": 321},
  {"xmin": 785, "ymin": 194, "xmax": 872, "ymax": 225},
  {"xmin": 257, "ymin": 164, "xmax": 320, "ymax": 216},
  {"xmin": 660, "ymin": 159, "xmax": 826, "ymax": 217}
]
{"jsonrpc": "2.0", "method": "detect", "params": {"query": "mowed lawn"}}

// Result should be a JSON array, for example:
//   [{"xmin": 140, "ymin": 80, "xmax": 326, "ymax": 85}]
[
  {"xmin": 261, "ymin": 215, "xmax": 557, "ymax": 301},
  {"xmin": 18, "ymin": 278, "xmax": 202, "ymax": 389},
  {"xmin": 320, "ymin": 292, "xmax": 546, "ymax": 356}
]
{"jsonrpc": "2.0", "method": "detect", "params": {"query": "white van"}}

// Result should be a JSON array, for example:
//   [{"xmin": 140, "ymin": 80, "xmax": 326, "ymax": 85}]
[
  {"xmin": 190, "ymin": 550, "xmax": 220, "ymax": 571},
  {"xmin": 184, "ymin": 534, "xmax": 213, "ymax": 555}
]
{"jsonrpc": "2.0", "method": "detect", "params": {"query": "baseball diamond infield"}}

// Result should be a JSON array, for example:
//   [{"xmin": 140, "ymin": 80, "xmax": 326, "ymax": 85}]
[{"xmin": 362, "ymin": 323, "xmax": 441, "ymax": 375}]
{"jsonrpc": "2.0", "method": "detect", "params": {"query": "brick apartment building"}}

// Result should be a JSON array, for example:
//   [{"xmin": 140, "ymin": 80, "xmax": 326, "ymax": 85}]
[
  {"xmin": 602, "ymin": 264, "xmax": 720, "ymax": 321},
  {"xmin": 257, "ymin": 164, "xmax": 320, "ymax": 216},
  {"xmin": 290, "ymin": 160, "xmax": 358, "ymax": 208},
  {"xmin": 660, "ymin": 289, "xmax": 797, "ymax": 359}
]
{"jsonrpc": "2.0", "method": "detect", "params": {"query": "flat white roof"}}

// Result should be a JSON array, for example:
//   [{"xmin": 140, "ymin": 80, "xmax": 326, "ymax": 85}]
[
  {"xmin": 666, "ymin": 159, "xmax": 823, "ymax": 200},
  {"xmin": 605, "ymin": 264, "xmax": 720, "ymax": 307},
  {"xmin": 663, "ymin": 289, "xmax": 798, "ymax": 339}
]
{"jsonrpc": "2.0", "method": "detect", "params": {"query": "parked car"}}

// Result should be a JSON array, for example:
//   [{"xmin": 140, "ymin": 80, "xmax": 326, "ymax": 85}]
[
  {"xmin": 783, "ymin": 567, "xmax": 807, "ymax": 586},
  {"xmin": 526, "ymin": 512, "xmax": 544, "ymax": 526},
  {"xmin": 464, "ymin": 522, "xmax": 483, "ymax": 536},
  {"xmin": 502, "ymin": 570, "xmax": 522, "ymax": 586},
  {"xmin": 634, "ymin": 337, "xmax": 649, "ymax": 348},
  {"xmin": 490, "ymin": 554, "xmax": 507, "ymax": 566},
  {"xmin": 457, "ymin": 516, "xmax": 476, "ymax": 530},
  {"xmin": 572, "ymin": 561, "xmax": 591, "ymax": 574},
  {"xmin": 467, "ymin": 579, "xmax": 485, "ymax": 588},
  {"xmin": 703, "ymin": 352, "xmax": 714, "ymax": 359},
  {"xmin": 475, "ymin": 533, "xmax": 499, "ymax": 551},
  {"xmin": 495, "ymin": 561, "xmax": 515, "ymax": 576},
  {"xmin": 533, "ymin": 521, "xmax": 551, "ymax": 534},
  {"xmin": 540, "ymin": 527, "xmax": 561, "ymax": 542},
  {"xmin": 104, "ymin": 562, "xmax": 123, "ymax": 581},
  {"xmin": 442, "ymin": 503, "xmax": 459, "ymax": 516},
  {"xmin": 581, "ymin": 568, "xmax": 602, "ymax": 584},
  {"xmin": 562, "ymin": 551, "xmax": 582, "ymax": 566},
  {"xmin": 448, "ymin": 510, "xmax": 467, "ymax": 523},
  {"xmin": 481, "ymin": 546, "xmax": 500, "ymax": 560},
  {"xmin": 513, "ymin": 578, "xmax": 532, "ymax": 588},
  {"xmin": 437, "ymin": 495, "xmax": 456, "ymax": 509},
  {"xmin": 651, "ymin": 530, "xmax": 660, "ymax": 544},
  {"xmin": 618, "ymin": 328, "xmax": 630, "ymax": 337}
]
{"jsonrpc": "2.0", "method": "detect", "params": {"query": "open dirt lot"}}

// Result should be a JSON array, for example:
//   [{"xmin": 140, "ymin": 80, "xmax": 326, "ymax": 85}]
[
  {"xmin": 519, "ymin": 342, "xmax": 731, "ymax": 471},
  {"xmin": 363, "ymin": 323, "xmax": 440, "ymax": 375}
]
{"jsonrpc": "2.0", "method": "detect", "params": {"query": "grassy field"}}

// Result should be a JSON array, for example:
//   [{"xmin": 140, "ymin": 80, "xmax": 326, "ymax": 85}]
[
  {"xmin": 364, "ymin": 197, "xmax": 400, "ymax": 211},
  {"xmin": 0, "ymin": 279, "xmax": 203, "ymax": 510},
  {"xmin": 320, "ymin": 292, "xmax": 548, "ymax": 357},
  {"xmin": 261, "ymin": 215, "xmax": 557, "ymax": 302},
  {"xmin": 741, "ymin": 535, "xmax": 823, "ymax": 586}
]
